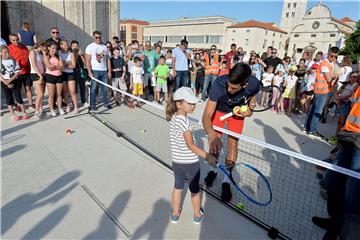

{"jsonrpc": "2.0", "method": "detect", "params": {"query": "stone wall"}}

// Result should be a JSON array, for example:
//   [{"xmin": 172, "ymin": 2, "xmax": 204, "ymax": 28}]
[{"xmin": 4, "ymin": 0, "xmax": 119, "ymax": 48}]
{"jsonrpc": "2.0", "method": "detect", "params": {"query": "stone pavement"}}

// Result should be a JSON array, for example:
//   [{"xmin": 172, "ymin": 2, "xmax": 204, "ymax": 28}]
[{"xmin": 1, "ymin": 106, "xmax": 268, "ymax": 239}]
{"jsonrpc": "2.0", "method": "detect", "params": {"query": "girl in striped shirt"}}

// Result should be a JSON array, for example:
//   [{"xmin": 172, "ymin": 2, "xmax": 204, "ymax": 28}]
[{"xmin": 166, "ymin": 87, "xmax": 217, "ymax": 224}]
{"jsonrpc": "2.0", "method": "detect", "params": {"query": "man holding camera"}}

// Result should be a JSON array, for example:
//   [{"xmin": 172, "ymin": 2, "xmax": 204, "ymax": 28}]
[{"xmin": 202, "ymin": 45, "xmax": 220, "ymax": 101}]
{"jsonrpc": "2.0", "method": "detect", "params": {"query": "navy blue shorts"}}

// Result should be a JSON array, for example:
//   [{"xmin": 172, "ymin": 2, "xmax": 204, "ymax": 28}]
[{"xmin": 172, "ymin": 161, "xmax": 200, "ymax": 193}]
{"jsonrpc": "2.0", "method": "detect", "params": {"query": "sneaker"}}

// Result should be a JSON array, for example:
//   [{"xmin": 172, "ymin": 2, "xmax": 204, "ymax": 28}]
[
  {"xmin": 28, "ymin": 104, "xmax": 35, "ymax": 111},
  {"xmin": 22, "ymin": 114, "xmax": 30, "ymax": 120},
  {"xmin": 34, "ymin": 111, "xmax": 42, "ymax": 118},
  {"xmin": 312, "ymin": 217, "xmax": 332, "ymax": 230},
  {"xmin": 327, "ymin": 136, "xmax": 337, "ymax": 145},
  {"xmin": 301, "ymin": 126, "xmax": 308, "ymax": 133},
  {"xmin": 10, "ymin": 115, "xmax": 21, "ymax": 122},
  {"xmin": 170, "ymin": 208, "xmax": 181, "ymax": 224},
  {"xmin": 221, "ymin": 182, "xmax": 232, "ymax": 202},
  {"xmin": 59, "ymin": 108, "xmax": 65, "ymax": 115},
  {"xmin": 50, "ymin": 110, "xmax": 57, "ymax": 117},
  {"xmin": 73, "ymin": 108, "xmax": 79, "ymax": 114},
  {"xmin": 204, "ymin": 171, "xmax": 217, "ymax": 188},
  {"xmin": 307, "ymin": 131, "xmax": 323, "ymax": 139},
  {"xmin": 105, "ymin": 105, "xmax": 112, "ymax": 109},
  {"xmin": 193, "ymin": 208, "xmax": 204, "ymax": 224}
]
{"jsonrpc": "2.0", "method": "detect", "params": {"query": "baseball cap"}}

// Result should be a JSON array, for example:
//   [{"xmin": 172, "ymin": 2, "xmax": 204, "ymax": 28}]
[
  {"xmin": 173, "ymin": 87, "xmax": 200, "ymax": 104},
  {"xmin": 311, "ymin": 63, "xmax": 319, "ymax": 69}
]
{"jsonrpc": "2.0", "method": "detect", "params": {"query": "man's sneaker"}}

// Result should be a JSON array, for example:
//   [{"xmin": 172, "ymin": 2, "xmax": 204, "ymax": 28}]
[
  {"xmin": 193, "ymin": 208, "xmax": 204, "ymax": 224},
  {"xmin": 34, "ymin": 111, "xmax": 42, "ymax": 118},
  {"xmin": 312, "ymin": 217, "xmax": 332, "ymax": 230},
  {"xmin": 204, "ymin": 171, "xmax": 217, "ymax": 188},
  {"xmin": 221, "ymin": 182, "xmax": 232, "ymax": 202},
  {"xmin": 327, "ymin": 136, "xmax": 337, "ymax": 145},
  {"xmin": 28, "ymin": 104, "xmax": 35, "ymax": 111},
  {"xmin": 50, "ymin": 110, "xmax": 57, "ymax": 117},
  {"xmin": 307, "ymin": 131, "xmax": 323, "ymax": 139}
]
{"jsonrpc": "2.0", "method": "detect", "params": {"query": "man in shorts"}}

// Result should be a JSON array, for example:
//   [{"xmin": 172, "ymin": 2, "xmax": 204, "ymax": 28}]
[{"xmin": 202, "ymin": 63, "xmax": 261, "ymax": 202}]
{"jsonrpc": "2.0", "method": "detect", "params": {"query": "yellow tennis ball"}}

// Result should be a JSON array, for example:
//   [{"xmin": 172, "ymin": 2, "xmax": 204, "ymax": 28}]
[
  {"xmin": 240, "ymin": 105, "xmax": 248, "ymax": 113},
  {"xmin": 236, "ymin": 202, "xmax": 245, "ymax": 209},
  {"xmin": 233, "ymin": 106, "xmax": 241, "ymax": 114}
]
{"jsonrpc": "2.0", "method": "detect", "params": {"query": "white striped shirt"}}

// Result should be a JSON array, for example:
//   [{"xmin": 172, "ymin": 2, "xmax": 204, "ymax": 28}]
[{"xmin": 170, "ymin": 115, "xmax": 199, "ymax": 164}]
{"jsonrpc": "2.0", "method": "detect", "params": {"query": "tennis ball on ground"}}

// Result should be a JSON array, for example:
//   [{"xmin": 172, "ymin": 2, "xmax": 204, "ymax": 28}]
[
  {"xmin": 236, "ymin": 202, "xmax": 245, "ymax": 210},
  {"xmin": 240, "ymin": 105, "xmax": 249, "ymax": 113}
]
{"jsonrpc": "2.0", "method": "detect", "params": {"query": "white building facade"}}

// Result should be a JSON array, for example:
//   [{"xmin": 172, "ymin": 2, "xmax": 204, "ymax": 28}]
[
  {"xmin": 143, "ymin": 16, "xmax": 237, "ymax": 50},
  {"xmin": 288, "ymin": 4, "xmax": 356, "ymax": 58},
  {"xmin": 226, "ymin": 20, "xmax": 288, "ymax": 58},
  {"xmin": 280, "ymin": 0, "xmax": 308, "ymax": 33}
]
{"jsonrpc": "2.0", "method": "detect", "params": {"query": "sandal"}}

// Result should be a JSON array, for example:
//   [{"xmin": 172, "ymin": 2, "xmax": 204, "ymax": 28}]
[
  {"xmin": 22, "ymin": 115, "xmax": 30, "ymax": 120},
  {"xmin": 11, "ymin": 115, "xmax": 21, "ymax": 122}
]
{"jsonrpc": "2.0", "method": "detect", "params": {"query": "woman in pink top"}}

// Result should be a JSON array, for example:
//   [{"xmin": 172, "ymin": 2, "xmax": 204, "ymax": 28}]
[
  {"xmin": 43, "ymin": 42, "xmax": 64, "ymax": 116},
  {"xmin": 29, "ymin": 41, "xmax": 46, "ymax": 118}
]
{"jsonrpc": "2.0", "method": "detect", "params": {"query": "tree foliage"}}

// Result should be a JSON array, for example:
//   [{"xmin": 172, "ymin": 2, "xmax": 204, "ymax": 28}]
[{"xmin": 340, "ymin": 21, "xmax": 360, "ymax": 63}]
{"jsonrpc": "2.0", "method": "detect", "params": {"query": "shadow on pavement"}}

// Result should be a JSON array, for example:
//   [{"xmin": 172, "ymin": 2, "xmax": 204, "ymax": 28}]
[
  {"xmin": 131, "ymin": 198, "xmax": 171, "ymax": 239},
  {"xmin": 1, "ymin": 144, "xmax": 26, "ymax": 158},
  {"xmin": 1, "ymin": 170, "xmax": 80, "ymax": 235},
  {"xmin": 84, "ymin": 190, "xmax": 131, "ymax": 240}
]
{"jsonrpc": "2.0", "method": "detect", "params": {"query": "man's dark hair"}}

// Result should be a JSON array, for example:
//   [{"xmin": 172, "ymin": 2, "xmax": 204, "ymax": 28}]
[
  {"xmin": 329, "ymin": 46, "xmax": 339, "ymax": 54},
  {"xmin": 71, "ymin": 40, "xmax": 79, "ymax": 45},
  {"xmin": 133, "ymin": 56, "xmax": 141, "ymax": 63},
  {"xmin": 93, "ymin": 31, "xmax": 101, "ymax": 36},
  {"xmin": 211, "ymin": 45, "xmax": 217, "ymax": 49},
  {"xmin": 231, "ymin": 43, "xmax": 237, "ymax": 48},
  {"xmin": 267, "ymin": 46, "xmax": 273, "ymax": 50},
  {"xmin": 113, "ymin": 36, "xmax": 119, "ymax": 40},
  {"xmin": 113, "ymin": 46, "xmax": 121, "ymax": 51},
  {"xmin": 159, "ymin": 55, "xmax": 165, "ymax": 60},
  {"xmin": 132, "ymin": 40, "xmax": 139, "ymax": 44},
  {"xmin": 180, "ymin": 39, "xmax": 188, "ymax": 46},
  {"xmin": 229, "ymin": 63, "xmax": 252, "ymax": 85}
]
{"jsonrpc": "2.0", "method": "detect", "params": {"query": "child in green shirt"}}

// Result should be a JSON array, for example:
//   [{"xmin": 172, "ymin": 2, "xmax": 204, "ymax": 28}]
[{"xmin": 154, "ymin": 56, "xmax": 170, "ymax": 104}]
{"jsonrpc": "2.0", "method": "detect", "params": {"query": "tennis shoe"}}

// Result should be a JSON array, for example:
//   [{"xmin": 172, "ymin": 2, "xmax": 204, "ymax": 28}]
[
  {"xmin": 312, "ymin": 217, "xmax": 332, "ymax": 230},
  {"xmin": 193, "ymin": 208, "xmax": 204, "ymax": 224},
  {"xmin": 170, "ymin": 208, "xmax": 181, "ymax": 224},
  {"xmin": 204, "ymin": 171, "xmax": 217, "ymax": 188},
  {"xmin": 221, "ymin": 182, "xmax": 232, "ymax": 202}
]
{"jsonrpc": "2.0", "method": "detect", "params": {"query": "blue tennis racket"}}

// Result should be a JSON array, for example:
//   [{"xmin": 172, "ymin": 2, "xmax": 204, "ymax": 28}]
[{"xmin": 217, "ymin": 163, "xmax": 272, "ymax": 206}]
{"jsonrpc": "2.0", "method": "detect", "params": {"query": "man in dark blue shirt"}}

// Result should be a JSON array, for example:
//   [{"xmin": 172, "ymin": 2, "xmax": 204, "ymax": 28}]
[{"xmin": 202, "ymin": 63, "xmax": 261, "ymax": 202}]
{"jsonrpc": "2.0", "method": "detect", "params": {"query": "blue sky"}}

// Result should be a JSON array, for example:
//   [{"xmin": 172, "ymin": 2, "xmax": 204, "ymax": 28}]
[{"xmin": 120, "ymin": 0, "xmax": 359, "ymax": 25}]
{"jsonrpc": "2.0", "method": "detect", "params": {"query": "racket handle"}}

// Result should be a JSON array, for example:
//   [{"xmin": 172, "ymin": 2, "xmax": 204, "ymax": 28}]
[{"xmin": 220, "ymin": 112, "xmax": 233, "ymax": 121}]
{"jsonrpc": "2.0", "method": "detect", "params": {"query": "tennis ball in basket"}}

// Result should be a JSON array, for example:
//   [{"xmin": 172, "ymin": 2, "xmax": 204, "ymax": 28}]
[
  {"xmin": 236, "ymin": 202, "xmax": 245, "ymax": 210},
  {"xmin": 240, "ymin": 105, "xmax": 249, "ymax": 113}
]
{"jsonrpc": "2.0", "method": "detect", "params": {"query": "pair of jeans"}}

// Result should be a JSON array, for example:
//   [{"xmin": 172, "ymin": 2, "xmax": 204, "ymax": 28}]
[
  {"xmin": 304, "ymin": 93, "xmax": 328, "ymax": 132},
  {"xmin": 90, "ymin": 70, "xmax": 108, "ymax": 109},
  {"xmin": 74, "ymin": 71, "xmax": 86, "ymax": 104},
  {"xmin": 325, "ymin": 143, "xmax": 360, "ymax": 218},
  {"xmin": 175, "ymin": 70, "xmax": 189, "ymax": 91},
  {"xmin": 202, "ymin": 74, "xmax": 217, "ymax": 101}
]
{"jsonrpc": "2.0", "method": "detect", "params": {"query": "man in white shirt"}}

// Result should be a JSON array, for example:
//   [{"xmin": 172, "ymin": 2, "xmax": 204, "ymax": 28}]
[
  {"xmin": 85, "ymin": 31, "xmax": 112, "ymax": 111},
  {"xmin": 172, "ymin": 39, "xmax": 190, "ymax": 90}
]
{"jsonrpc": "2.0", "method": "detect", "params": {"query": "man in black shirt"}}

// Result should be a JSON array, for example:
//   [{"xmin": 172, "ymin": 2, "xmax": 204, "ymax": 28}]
[
  {"xmin": 46, "ymin": 27, "xmax": 61, "ymax": 48},
  {"xmin": 264, "ymin": 48, "xmax": 282, "ymax": 73}
]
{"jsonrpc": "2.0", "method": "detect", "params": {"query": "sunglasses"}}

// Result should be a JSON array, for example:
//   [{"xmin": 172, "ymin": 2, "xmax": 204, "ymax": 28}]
[
  {"xmin": 52, "ymin": 31, "xmax": 59, "ymax": 34},
  {"xmin": 211, "ymin": 48, "xmax": 216, "ymax": 50},
  {"xmin": 94, "ymin": 36, "xmax": 102, "ymax": 39},
  {"xmin": 272, "ymin": 52, "xmax": 277, "ymax": 54}
]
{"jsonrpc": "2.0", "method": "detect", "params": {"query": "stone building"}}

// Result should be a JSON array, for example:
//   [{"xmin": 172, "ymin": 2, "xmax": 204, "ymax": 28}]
[
  {"xmin": 279, "ymin": 0, "xmax": 308, "ymax": 33},
  {"xmin": 287, "ymin": 3, "xmax": 356, "ymax": 58},
  {"xmin": 1, "ymin": 0, "xmax": 119, "ymax": 49},
  {"xmin": 119, "ymin": 19, "xmax": 149, "ymax": 45}
]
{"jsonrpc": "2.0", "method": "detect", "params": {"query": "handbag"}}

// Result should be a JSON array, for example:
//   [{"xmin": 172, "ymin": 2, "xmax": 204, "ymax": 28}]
[
  {"xmin": 77, "ymin": 57, "xmax": 88, "ymax": 79},
  {"xmin": 336, "ymin": 130, "xmax": 360, "ymax": 149}
]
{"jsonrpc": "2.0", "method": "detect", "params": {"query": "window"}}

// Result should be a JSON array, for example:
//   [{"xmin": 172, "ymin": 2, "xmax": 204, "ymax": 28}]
[
  {"xmin": 131, "ymin": 33, "xmax": 137, "ymax": 40},
  {"xmin": 280, "ymin": 34, "xmax": 282, "ymax": 38},
  {"xmin": 246, "ymin": 29, "xmax": 250, "ymax": 33},
  {"xmin": 165, "ymin": 36, "xmax": 168, "ymax": 42},
  {"xmin": 245, "ymin": 39, "xmax": 249, "ymax": 46},
  {"xmin": 232, "ymin": 30, "xmax": 236, "ymax": 33},
  {"xmin": 309, "ymin": 43, "xmax": 315, "ymax": 45},
  {"xmin": 131, "ymin": 26, "xmax": 137, "ymax": 32},
  {"xmin": 330, "ymin": 33, "xmax": 336, "ymax": 37},
  {"xmin": 263, "ymin": 39, "xmax": 267, "ymax": 49},
  {"xmin": 293, "ymin": 44, "xmax": 296, "ymax": 50},
  {"xmin": 144, "ymin": 36, "xmax": 150, "ymax": 41},
  {"xmin": 293, "ymin": 2, "xmax": 297, "ymax": 8},
  {"xmin": 187, "ymin": 35, "xmax": 205, "ymax": 43},
  {"xmin": 232, "ymin": 39, "xmax": 235, "ymax": 42},
  {"xmin": 205, "ymin": 35, "xmax": 210, "ymax": 44},
  {"xmin": 279, "ymin": 42, "xmax": 281, "ymax": 49},
  {"xmin": 311, "ymin": 34, "xmax": 316, "ymax": 38},
  {"xmin": 294, "ymin": 34, "xmax": 299, "ymax": 37},
  {"xmin": 168, "ymin": 36, "xmax": 183, "ymax": 43},
  {"xmin": 288, "ymin": 3, "xmax": 291, "ymax": 8},
  {"xmin": 273, "ymin": 32, "xmax": 275, "ymax": 37},
  {"xmin": 307, "ymin": 11, "xmax": 312, "ymax": 15},
  {"xmin": 292, "ymin": 12, "xmax": 295, "ymax": 17},
  {"xmin": 272, "ymin": 41, "xmax": 275, "ymax": 46},
  {"xmin": 286, "ymin": 12, "xmax": 289, "ymax": 18},
  {"xmin": 210, "ymin": 35, "xmax": 222, "ymax": 44},
  {"xmin": 120, "ymin": 26, "xmax": 126, "ymax": 31},
  {"xmin": 151, "ymin": 36, "xmax": 165, "ymax": 43}
]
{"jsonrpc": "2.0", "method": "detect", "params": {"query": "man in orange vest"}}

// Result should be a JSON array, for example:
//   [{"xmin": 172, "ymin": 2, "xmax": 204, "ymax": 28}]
[
  {"xmin": 201, "ymin": 45, "xmax": 220, "ymax": 101},
  {"xmin": 304, "ymin": 47, "xmax": 339, "ymax": 138},
  {"xmin": 312, "ymin": 86, "xmax": 360, "ymax": 239}
]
